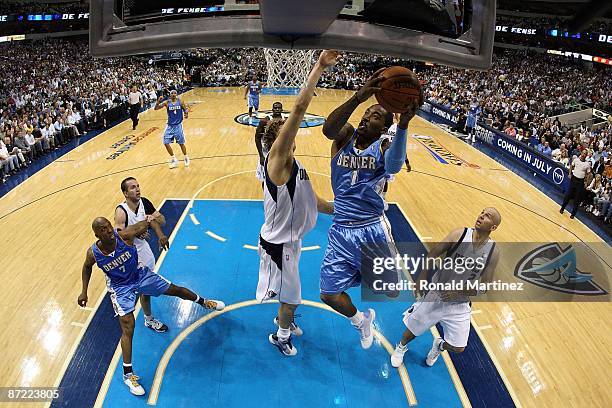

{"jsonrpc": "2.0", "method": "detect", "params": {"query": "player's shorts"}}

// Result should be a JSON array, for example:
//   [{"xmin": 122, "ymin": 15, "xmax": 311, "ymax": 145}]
[
  {"xmin": 402, "ymin": 294, "xmax": 471, "ymax": 348},
  {"xmin": 136, "ymin": 240, "xmax": 156, "ymax": 271},
  {"xmin": 248, "ymin": 94, "xmax": 259, "ymax": 110},
  {"xmin": 163, "ymin": 124, "xmax": 185, "ymax": 144},
  {"xmin": 256, "ymin": 236, "xmax": 302, "ymax": 305},
  {"xmin": 107, "ymin": 266, "xmax": 171, "ymax": 317},
  {"xmin": 320, "ymin": 215, "xmax": 398, "ymax": 295},
  {"xmin": 256, "ymin": 162, "xmax": 265, "ymax": 182}
]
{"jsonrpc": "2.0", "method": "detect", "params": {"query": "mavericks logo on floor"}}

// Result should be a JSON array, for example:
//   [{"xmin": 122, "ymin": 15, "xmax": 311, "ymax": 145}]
[
  {"xmin": 234, "ymin": 110, "xmax": 325, "ymax": 128},
  {"xmin": 514, "ymin": 243, "xmax": 607, "ymax": 295}
]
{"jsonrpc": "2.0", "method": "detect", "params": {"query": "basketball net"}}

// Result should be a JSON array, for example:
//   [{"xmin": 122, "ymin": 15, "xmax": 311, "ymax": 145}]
[{"xmin": 263, "ymin": 48, "xmax": 315, "ymax": 90}]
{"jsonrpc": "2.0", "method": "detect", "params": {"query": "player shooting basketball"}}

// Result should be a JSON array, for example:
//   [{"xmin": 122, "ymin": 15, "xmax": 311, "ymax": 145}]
[{"xmin": 319, "ymin": 67, "xmax": 423, "ymax": 349}]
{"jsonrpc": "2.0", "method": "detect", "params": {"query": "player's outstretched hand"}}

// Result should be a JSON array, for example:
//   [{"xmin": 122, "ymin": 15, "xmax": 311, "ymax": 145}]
[
  {"xmin": 318, "ymin": 50, "xmax": 340, "ymax": 68},
  {"xmin": 157, "ymin": 95, "xmax": 164, "ymax": 102},
  {"xmin": 159, "ymin": 235, "xmax": 169, "ymax": 251},
  {"xmin": 77, "ymin": 292, "xmax": 88, "ymax": 307},
  {"xmin": 355, "ymin": 67, "xmax": 387, "ymax": 103},
  {"xmin": 398, "ymin": 99, "xmax": 420, "ymax": 128}
]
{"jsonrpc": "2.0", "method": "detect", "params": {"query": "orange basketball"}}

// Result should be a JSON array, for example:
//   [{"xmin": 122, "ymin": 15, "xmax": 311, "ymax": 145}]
[{"xmin": 375, "ymin": 66, "xmax": 423, "ymax": 113}]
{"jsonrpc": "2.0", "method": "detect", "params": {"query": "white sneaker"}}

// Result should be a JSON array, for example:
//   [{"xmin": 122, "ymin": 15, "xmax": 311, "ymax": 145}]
[
  {"xmin": 169, "ymin": 158, "xmax": 178, "ymax": 169},
  {"xmin": 425, "ymin": 337, "xmax": 444, "ymax": 367},
  {"xmin": 273, "ymin": 316, "xmax": 303, "ymax": 336},
  {"xmin": 391, "ymin": 343, "xmax": 408, "ymax": 368},
  {"xmin": 184, "ymin": 156, "xmax": 190, "ymax": 167},
  {"xmin": 201, "ymin": 298, "xmax": 225, "ymax": 311},
  {"xmin": 144, "ymin": 317, "xmax": 168, "ymax": 333},
  {"xmin": 354, "ymin": 308, "xmax": 376, "ymax": 349},
  {"xmin": 123, "ymin": 374, "xmax": 145, "ymax": 396},
  {"xmin": 269, "ymin": 333, "xmax": 298, "ymax": 356}
]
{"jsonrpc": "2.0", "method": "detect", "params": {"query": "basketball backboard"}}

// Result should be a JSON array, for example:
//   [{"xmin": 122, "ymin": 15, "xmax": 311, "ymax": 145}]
[{"xmin": 90, "ymin": 0, "xmax": 496, "ymax": 70}]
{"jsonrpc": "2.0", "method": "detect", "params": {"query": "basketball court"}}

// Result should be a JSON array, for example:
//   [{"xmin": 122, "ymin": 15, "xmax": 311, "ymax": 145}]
[{"xmin": 1, "ymin": 1, "xmax": 611, "ymax": 407}]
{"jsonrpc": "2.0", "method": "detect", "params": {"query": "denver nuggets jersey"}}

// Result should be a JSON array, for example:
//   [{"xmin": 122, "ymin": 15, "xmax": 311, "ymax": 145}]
[
  {"xmin": 332, "ymin": 132, "xmax": 387, "ymax": 224},
  {"xmin": 117, "ymin": 199, "xmax": 155, "ymax": 270},
  {"xmin": 248, "ymin": 81, "xmax": 261, "ymax": 96},
  {"xmin": 432, "ymin": 228, "xmax": 496, "ymax": 302},
  {"xmin": 166, "ymin": 99, "xmax": 183, "ymax": 126},
  {"xmin": 261, "ymin": 158, "xmax": 317, "ymax": 243},
  {"xmin": 92, "ymin": 231, "xmax": 140, "ymax": 287}
]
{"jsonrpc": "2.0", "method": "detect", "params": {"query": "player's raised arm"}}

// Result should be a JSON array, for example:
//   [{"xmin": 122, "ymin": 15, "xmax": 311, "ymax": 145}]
[
  {"xmin": 154, "ymin": 95, "xmax": 167, "ymax": 110},
  {"xmin": 383, "ymin": 100, "xmax": 420, "ymax": 174},
  {"xmin": 267, "ymin": 50, "xmax": 339, "ymax": 185},
  {"xmin": 255, "ymin": 118, "xmax": 268, "ymax": 165},
  {"xmin": 322, "ymin": 68, "xmax": 386, "ymax": 142}
]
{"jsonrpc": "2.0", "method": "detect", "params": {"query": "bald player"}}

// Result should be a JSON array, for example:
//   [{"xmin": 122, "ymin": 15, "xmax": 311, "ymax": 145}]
[
  {"xmin": 390, "ymin": 208, "xmax": 501, "ymax": 368},
  {"xmin": 78, "ymin": 217, "xmax": 224, "ymax": 396}
]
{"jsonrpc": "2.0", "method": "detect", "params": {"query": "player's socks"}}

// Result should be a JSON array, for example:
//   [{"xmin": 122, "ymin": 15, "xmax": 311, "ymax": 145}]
[
  {"xmin": 184, "ymin": 155, "xmax": 190, "ymax": 167},
  {"xmin": 348, "ymin": 310, "xmax": 364, "ymax": 326},
  {"xmin": 277, "ymin": 327, "xmax": 291, "ymax": 342},
  {"xmin": 123, "ymin": 363, "xmax": 133, "ymax": 376},
  {"xmin": 274, "ymin": 316, "xmax": 303, "ymax": 336}
]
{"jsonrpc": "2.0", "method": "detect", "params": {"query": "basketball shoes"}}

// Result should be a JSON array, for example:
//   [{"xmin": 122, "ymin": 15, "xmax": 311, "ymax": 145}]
[
  {"xmin": 353, "ymin": 308, "xmax": 376, "ymax": 349},
  {"xmin": 426, "ymin": 337, "xmax": 444, "ymax": 366},
  {"xmin": 144, "ymin": 317, "xmax": 168, "ymax": 333},
  {"xmin": 269, "ymin": 333, "xmax": 298, "ymax": 356},
  {"xmin": 391, "ymin": 342, "xmax": 408, "ymax": 368},
  {"xmin": 123, "ymin": 373, "xmax": 145, "ymax": 396}
]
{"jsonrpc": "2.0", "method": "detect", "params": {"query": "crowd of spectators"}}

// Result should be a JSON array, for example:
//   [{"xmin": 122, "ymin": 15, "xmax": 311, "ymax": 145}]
[
  {"xmin": 194, "ymin": 46, "xmax": 611, "ymax": 223},
  {"xmin": 2, "ymin": 39, "xmax": 611, "ymax": 224},
  {"xmin": 0, "ymin": 38, "xmax": 185, "ymax": 183},
  {"xmin": 421, "ymin": 48, "xmax": 612, "ymax": 223},
  {"xmin": 493, "ymin": 15, "xmax": 612, "ymax": 57}
]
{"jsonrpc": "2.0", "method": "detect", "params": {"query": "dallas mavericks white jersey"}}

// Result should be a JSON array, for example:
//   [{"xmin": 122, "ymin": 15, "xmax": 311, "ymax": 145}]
[
  {"xmin": 117, "ymin": 199, "xmax": 156, "ymax": 270},
  {"xmin": 431, "ymin": 227, "xmax": 496, "ymax": 303},
  {"xmin": 261, "ymin": 158, "xmax": 317, "ymax": 243},
  {"xmin": 381, "ymin": 123, "xmax": 398, "ymax": 143}
]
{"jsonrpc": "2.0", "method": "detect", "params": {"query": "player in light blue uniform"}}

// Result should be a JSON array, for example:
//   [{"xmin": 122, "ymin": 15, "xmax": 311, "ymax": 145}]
[
  {"xmin": 154, "ymin": 89, "xmax": 189, "ymax": 168},
  {"xmin": 78, "ymin": 216, "xmax": 224, "ymax": 396},
  {"xmin": 466, "ymin": 101, "xmax": 481, "ymax": 143},
  {"xmin": 320, "ymin": 67, "xmax": 422, "ymax": 349},
  {"xmin": 244, "ymin": 74, "xmax": 262, "ymax": 118}
]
